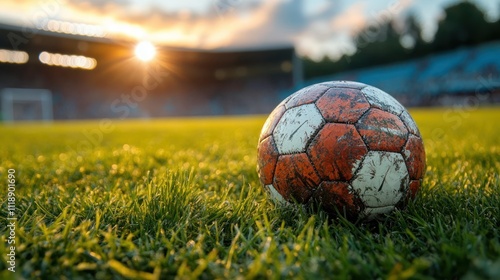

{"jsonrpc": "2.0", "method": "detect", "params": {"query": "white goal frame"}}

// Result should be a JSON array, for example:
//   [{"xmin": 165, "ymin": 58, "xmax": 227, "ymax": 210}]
[{"xmin": 1, "ymin": 88, "xmax": 53, "ymax": 122}]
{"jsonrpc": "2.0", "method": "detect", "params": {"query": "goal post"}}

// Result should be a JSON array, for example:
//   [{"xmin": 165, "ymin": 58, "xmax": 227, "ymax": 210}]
[{"xmin": 1, "ymin": 88, "xmax": 53, "ymax": 123}]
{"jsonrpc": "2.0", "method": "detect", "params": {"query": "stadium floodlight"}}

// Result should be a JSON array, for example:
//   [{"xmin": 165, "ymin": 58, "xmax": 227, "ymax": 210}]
[
  {"xmin": 0, "ymin": 49, "xmax": 29, "ymax": 64},
  {"xmin": 43, "ymin": 19, "xmax": 107, "ymax": 38},
  {"xmin": 134, "ymin": 41, "xmax": 156, "ymax": 62},
  {"xmin": 38, "ymin": 51, "xmax": 97, "ymax": 70},
  {"xmin": 1, "ymin": 88, "xmax": 53, "ymax": 123}
]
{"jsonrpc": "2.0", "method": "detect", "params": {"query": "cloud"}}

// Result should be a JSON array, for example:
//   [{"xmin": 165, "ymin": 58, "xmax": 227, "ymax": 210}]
[
  {"xmin": 330, "ymin": 2, "xmax": 367, "ymax": 35},
  {"xmin": 66, "ymin": 0, "xmax": 131, "ymax": 8},
  {"xmin": 55, "ymin": 0, "xmax": 309, "ymax": 49},
  {"xmin": 205, "ymin": 0, "xmax": 308, "ymax": 48},
  {"xmin": 0, "ymin": 0, "xmax": 418, "ymax": 58}
]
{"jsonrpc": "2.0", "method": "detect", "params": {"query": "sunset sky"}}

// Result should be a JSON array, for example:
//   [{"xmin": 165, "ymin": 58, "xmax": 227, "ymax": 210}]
[{"xmin": 0, "ymin": 0, "xmax": 498, "ymax": 59}]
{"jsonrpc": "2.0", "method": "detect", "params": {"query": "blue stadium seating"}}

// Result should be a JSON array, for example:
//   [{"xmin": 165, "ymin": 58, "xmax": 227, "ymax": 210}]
[{"xmin": 291, "ymin": 41, "xmax": 500, "ymax": 104}]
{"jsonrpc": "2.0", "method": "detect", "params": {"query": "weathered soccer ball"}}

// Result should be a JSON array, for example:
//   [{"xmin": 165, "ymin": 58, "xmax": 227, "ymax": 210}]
[{"xmin": 257, "ymin": 81, "xmax": 425, "ymax": 220}]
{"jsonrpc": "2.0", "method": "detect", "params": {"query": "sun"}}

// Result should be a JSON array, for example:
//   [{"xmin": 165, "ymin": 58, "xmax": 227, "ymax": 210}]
[{"xmin": 134, "ymin": 41, "xmax": 156, "ymax": 62}]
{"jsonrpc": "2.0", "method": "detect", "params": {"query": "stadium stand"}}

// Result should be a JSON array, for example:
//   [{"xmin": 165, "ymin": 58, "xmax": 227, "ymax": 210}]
[
  {"xmin": 297, "ymin": 41, "xmax": 500, "ymax": 107},
  {"xmin": 0, "ymin": 23, "xmax": 299, "ymax": 120},
  {"xmin": 1, "ymin": 20, "xmax": 498, "ymax": 120}
]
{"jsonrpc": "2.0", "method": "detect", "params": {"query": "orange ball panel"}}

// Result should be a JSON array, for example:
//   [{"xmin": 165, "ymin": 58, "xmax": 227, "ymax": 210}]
[
  {"xmin": 308, "ymin": 123, "xmax": 367, "ymax": 181},
  {"xmin": 316, "ymin": 88, "xmax": 370, "ymax": 123},
  {"xmin": 408, "ymin": 180, "xmax": 421, "ymax": 199},
  {"xmin": 404, "ymin": 135, "xmax": 426, "ymax": 180},
  {"xmin": 356, "ymin": 108, "xmax": 408, "ymax": 152},
  {"xmin": 257, "ymin": 136, "xmax": 279, "ymax": 186},
  {"xmin": 274, "ymin": 153, "xmax": 321, "ymax": 203}
]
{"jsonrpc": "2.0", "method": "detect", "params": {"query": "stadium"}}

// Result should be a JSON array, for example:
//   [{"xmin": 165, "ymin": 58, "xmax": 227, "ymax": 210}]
[
  {"xmin": 312, "ymin": 41, "xmax": 500, "ymax": 106},
  {"xmin": 0, "ymin": 22, "xmax": 301, "ymax": 121},
  {"xmin": 1, "ymin": 0, "xmax": 499, "ymax": 279},
  {"xmin": 1, "ymin": 21, "xmax": 499, "ymax": 122}
]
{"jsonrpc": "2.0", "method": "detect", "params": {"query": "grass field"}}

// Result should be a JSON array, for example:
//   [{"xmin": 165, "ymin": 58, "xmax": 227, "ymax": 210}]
[{"xmin": 1, "ymin": 107, "xmax": 499, "ymax": 279}]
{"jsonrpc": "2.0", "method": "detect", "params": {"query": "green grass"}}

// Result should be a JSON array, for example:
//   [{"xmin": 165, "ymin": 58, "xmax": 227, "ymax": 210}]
[{"xmin": 1, "ymin": 107, "xmax": 499, "ymax": 279}]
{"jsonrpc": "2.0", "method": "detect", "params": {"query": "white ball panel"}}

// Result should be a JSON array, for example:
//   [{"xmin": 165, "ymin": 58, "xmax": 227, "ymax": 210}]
[
  {"xmin": 273, "ymin": 104, "xmax": 324, "ymax": 154},
  {"xmin": 351, "ymin": 151, "xmax": 409, "ymax": 208},
  {"xmin": 361, "ymin": 86, "xmax": 405, "ymax": 115},
  {"xmin": 363, "ymin": 206, "xmax": 395, "ymax": 219}
]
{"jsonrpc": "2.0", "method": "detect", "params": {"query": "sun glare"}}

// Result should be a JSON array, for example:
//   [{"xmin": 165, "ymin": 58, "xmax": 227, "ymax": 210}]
[{"xmin": 135, "ymin": 41, "xmax": 156, "ymax": 62}]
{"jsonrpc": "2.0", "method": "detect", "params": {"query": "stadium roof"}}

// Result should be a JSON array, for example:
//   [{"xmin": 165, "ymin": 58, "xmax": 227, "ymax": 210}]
[
  {"xmin": 0, "ymin": 22, "xmax": 294, "ymax": 54},
  {"xmin": 0, "ymin": 21, "xmax": 297, "ymax": 81}
]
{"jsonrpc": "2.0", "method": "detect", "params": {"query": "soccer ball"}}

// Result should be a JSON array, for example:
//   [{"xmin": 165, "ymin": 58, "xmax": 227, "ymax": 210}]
[{"xmin": 257, "ymin": 81, "xmax": 425, "ymax": 220}]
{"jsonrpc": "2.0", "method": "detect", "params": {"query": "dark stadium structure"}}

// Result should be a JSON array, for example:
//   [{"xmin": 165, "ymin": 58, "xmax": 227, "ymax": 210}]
[
  {"xmin": 1, "ymin": 21, "xmax": 499, "ymax": 121},
  {"xmin": 0, "ymin": 23, "xmax": 301, "ymax": 120}
]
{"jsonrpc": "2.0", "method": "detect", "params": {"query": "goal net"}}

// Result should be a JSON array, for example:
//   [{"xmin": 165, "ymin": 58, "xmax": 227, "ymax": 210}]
[{"xmin": 1, "ymin": 88, "xmax": 53, "ymax": 122}]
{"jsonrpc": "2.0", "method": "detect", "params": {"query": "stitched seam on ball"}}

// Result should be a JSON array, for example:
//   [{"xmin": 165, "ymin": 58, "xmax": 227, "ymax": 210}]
[
  {"xmin": 309, "ymin": 179, "xmax": 351, "ymax": 205},
  {"xmin": 400, "ymin": 136, "xmax": 424, "ymax": 181},
  {"xmin": 259, "ymin": 105, "xmax": 287, "ymax": 144},
  {"xmin": 306, "ymin": 151, "xmax": 323, "ymax": 193},
  {"xmin": 271, "ymin": 154, "xmax": 283, "ymax": 194},
  {"xmin": 322, "ymin": 84, "xmax": 368, "ymax": 90},
  {"xmin": 347, "ymin": 152, "xmax": 367, "ymax": 186},
  {"xmin": 400, "ymin": 132, "xmax": 411, "ymax": 156},
  {"xmin": 284, "ymin": 85, "xmax": 330, "ymax": 110},
  {"xmin": 291, "ymin": 102, "xmax": 325, "ymax": 152},
  {"xmin": 262, "ymin": 135, "xmax": 279, "ymax": 185},
  {"xmin": 259, "ymin": 134, "xmax": 273, "ymax": 147},
  {"xmin": 304, "ymin": 119, "xmax": 326, "ymax": 158},
  {"xmin": 396, "ymin": 111, "xmax": 420, "ymax": 138},
  {"xmin": 354, "ymin": 108, "xmax": 372, "ymax": 149},
  {"xmin": 359, "ymin": 86, "xmax": 404, "ymax": 116},
  {"xmin": 358, "ymin": 85, "xmax": 370, "ymax": 100},
  {"xmin": 355, "ymin": 107, "xmax": 373, "ymax": 124},
  {"xmin": 348, "ymin": 128, "xmax": 368, "ymax": 184},
  {"xmin": 269, "ymin": 136, "xmax": 279, "ymax": 183}
]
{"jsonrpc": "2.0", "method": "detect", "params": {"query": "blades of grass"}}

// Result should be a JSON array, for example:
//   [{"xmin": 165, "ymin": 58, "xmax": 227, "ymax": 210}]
[
  {"xmin": 224, "ymin": 226, "xmax": 241, "ymax": 270},
  {"xmin": 108, "ymin": 259, "xmax": 158, "ymax": 280}
]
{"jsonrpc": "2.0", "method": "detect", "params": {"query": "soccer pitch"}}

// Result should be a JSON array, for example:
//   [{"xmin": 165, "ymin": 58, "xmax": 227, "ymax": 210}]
[{"xmin": 1, "ymin": 107, "xmax": 499, "ymax": 279}]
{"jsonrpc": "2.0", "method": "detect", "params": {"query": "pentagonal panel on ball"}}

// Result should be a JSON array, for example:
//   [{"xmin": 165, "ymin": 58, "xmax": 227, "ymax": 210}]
[
  {"xmin": 273, "ymin": 104, "xmax": 324, "ymax": 154},
  {"xmin": 356, "ymin": 108, "xmax": 408, "ymax": 152},
  {"xmin": 308, "ymin": 123, "xmax": 367, "ymax": 181},
  {"xmin": 273, "ymin": 153, "xmax": 321, "ymax": 203},
  {"xmin": 361, "ymin": 86, "xmax": 405, "ymax": 115},
  {"xmin": 351, "ymin": 151, "xmax": 409, "ymax": 208},
  {"xmin": 316, "ymin": 88, "xmax": 370, "ymax": 123}
]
